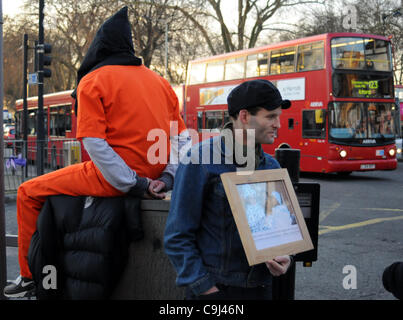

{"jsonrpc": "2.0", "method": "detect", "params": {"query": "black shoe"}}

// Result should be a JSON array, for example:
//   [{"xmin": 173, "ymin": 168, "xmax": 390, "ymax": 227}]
[{"xmin": 3, "ymin": 276, "xmax": 36, "ymax": 298}]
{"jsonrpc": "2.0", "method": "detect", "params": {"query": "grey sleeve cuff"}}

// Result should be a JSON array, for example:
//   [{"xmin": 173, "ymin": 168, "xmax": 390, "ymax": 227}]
[
  {"xmin": 127, "ymin": 176, "xmax": 149, "ymax": 197},
  {"xmin": 158, "ymin": 172, "xmax": 174, "ymax": 191}
]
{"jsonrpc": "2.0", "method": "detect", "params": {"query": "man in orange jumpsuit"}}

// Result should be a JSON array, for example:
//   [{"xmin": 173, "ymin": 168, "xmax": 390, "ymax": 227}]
[{"xmin": 4, "ymin": 7, "xmax": 188, "ymax": 298}]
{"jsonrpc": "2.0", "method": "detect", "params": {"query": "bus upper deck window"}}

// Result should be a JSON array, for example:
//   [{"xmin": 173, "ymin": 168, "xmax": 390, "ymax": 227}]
[
  {"xmin": 206, "ymin": 61, "xmax": 225, "ymax": 83},
  {"xmin": 297, "ymin": 41, "xmax": 324, "ymax": 72},
  {"xmin": 246, "ymin": 53, "xmax": 268, "ymax": 78},
  {"xmin": 332, "ymin": 37, "xmax": 392, "ymax": 71},
  {"xmin": 225, "ymin": 57, "xmax": 245, "ymax": 80},
  {"xmin": 189, "ymin": 63, "xmax": 206, "ymax": 84},
  {"xmin": 270, "ymin": 47, "xmax": 296, "ymax": 75},
  {"xmin": 270, "ymin": 50, "xmax": 281, "ymax": 75},
  {"xmin": 364, "ymin": 39, "xmax": 391, "ymax": 72},
  {"xmin": 332, "ymin": 38, "xmax": 365, "ymax": 70}
]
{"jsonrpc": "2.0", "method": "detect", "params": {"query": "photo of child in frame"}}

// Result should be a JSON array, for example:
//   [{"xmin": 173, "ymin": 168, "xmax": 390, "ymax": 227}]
[{"xmin": 237, "ymin": 181, "xmax": 302, "ymax": 250}]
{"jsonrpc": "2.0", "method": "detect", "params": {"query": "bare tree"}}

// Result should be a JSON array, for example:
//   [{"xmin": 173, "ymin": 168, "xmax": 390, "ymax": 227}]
[
  {"xmin": 2, "ymin": 14, "xmax": 37, "ymax": 111},
  {"xmin": 134, "ymin": 1, "xmax": 214, "ymax": 83},
  {"xmin": 46, "ymin": 0, "xmax": 125, "ymax": 90},
  {"xmin": 4, "ymin": 0, "xmax": 335, "ymax": 106},
  {"xmin": 3, "ymin": 0, "xmax": 206, "ymax": 106},
  {"xmin": 46, "ymin": 0, "xmax": 198, "ymax": 81},
  {"xmin": 12, "ymin": 0, "xmax": 114, "ymax": 96},
  {"xmin": 351, "ymin": 0, "xmax": 403, "ymax": 84},
  {"xmin": 129, "ymin": 0, "xmax": 180, "ymax": 68},
  {"xmin": 290, "ymin": 2, "xmax": 343, "ymax": 38},
  {"xmin": 200, "ymin": 0, "xmax": 323, "ymax": 52}
]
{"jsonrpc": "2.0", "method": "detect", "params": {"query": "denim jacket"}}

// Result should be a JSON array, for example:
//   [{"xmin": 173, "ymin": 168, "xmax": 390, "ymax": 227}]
[{"xmin": 164, "ymin": 133, "xmax": 281, "ymax": 296}]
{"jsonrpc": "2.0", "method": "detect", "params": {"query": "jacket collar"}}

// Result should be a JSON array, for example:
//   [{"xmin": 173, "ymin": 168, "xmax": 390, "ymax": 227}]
[{"xmin": 219, "ymin": 122, "xmax": 264, "ymax": 170}]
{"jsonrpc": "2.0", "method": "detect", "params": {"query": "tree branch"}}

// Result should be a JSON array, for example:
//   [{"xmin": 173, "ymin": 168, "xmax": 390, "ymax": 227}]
[{"xmin": 138, "ymin": 1, "xmax": 217, "ymax": 55}]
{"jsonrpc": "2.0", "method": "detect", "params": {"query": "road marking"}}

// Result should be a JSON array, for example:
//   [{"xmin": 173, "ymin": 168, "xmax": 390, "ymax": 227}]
[
  {"xmin": 319, "ymin": 202, "xmax": 340, "ymax": 223},
  {"xmin": 361, "ymin": 208, "xmax": 403, "ymax": 212},
  {"xmin": 319, "ymin": 215, "xmax": 403, "ymax": 235}
]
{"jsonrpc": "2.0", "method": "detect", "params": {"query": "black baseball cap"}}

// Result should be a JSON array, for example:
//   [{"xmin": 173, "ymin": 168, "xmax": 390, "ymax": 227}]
[{"xmin": 227, "ymin": 79, "xmax": 291, "ymax": 116}]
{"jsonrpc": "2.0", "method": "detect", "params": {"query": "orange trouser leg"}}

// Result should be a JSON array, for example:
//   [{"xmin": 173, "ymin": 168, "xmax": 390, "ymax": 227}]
[{"xmin": 17, "ymin": 161, "xmax": 123, "ymax": 279}]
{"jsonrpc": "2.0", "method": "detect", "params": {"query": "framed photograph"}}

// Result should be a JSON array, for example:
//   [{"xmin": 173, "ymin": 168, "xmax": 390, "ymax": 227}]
[{"xmin": 220, "ymin": 168, "xmax": 314, "ymax": 266}]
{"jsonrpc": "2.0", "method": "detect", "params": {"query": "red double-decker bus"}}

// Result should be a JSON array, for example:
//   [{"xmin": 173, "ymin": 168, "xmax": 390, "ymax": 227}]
[
  {"xmin": 184, "ymin": 32, "xmax": 398, "ymax": 174},
  {"xmin": 172, "ymin": 84, "xmax": 185, "ymax": 119},
  {"xmin": 395, "ymin": 85, "xmax": 403, "ymax": 160},
  {"xmin": 395, "ymin": 85, "xmax": 403, "ymax": 128},
  {"xmin": 14, "ymin": 90, "xmax": 90, "ymax": 167}
]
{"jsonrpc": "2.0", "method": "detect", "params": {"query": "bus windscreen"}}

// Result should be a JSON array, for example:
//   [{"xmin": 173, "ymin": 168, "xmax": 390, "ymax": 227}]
[{"xmin": 329, "ymin": 102, "xmax": 396, "ymax": 141}]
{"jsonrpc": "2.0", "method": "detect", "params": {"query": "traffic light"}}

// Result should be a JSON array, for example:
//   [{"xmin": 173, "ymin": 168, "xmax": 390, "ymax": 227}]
[
  {"xmin": 42, "ymin": 43, "xmax": 52, "ymax": 78},
  {"xmin": 36, "ymin": 42, "xmax": 52, "ymax": 77}
]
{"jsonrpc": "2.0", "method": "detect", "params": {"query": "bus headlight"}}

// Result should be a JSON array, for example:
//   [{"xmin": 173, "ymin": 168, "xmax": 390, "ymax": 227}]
[
  {"xmin": 339, "ymin": 150, "xmax": 347, "ymax": 158},
  {"xmin": 389, "ymin": 149, "xmax": 396, "ymax": 157},
  {"xmin": 397, "ymin": 148, "xmax": 402, "ymax": 155}
]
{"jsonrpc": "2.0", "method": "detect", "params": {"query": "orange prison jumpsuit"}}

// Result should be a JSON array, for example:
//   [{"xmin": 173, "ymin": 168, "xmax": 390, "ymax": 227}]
[{"xmin": 17, "ymin": 65, "xmax": 186, "ymax": 278}]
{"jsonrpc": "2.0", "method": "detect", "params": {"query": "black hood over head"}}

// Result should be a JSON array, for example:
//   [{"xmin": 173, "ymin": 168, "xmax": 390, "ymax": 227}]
[{"xmin": 72, "ymin": 6, "xmax": 142, "ymax": 111}]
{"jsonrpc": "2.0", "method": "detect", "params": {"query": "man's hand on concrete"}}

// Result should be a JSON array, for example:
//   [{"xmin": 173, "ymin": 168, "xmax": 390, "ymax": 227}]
[{"xmin": 147, "ymin": 180, "xmax": 166, "ymax": 199}]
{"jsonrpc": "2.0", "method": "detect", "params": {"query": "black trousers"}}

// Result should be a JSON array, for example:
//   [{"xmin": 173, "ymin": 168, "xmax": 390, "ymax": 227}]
[{"xmin": 186, "ymin": 284, "xmax": 272, "ymax": 300}]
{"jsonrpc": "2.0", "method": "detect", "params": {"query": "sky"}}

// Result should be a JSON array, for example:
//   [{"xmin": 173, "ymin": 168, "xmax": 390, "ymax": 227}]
[
  {"xmin": 1, "ymin": 0, "xmax": 305, "ymax": 24},
  {"xmin": 2, "ymin": 0, "xmax": 24, "ymax": 16}
]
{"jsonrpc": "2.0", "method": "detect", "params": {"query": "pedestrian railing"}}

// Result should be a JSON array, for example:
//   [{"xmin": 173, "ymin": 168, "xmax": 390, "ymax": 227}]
[
  {"xmin": 3, "ymin": 138, "xmax": 80, "ymax": 192},
  {"xmin": 2, "ymin": 138, "xmax": 82, "ymax": 252}
]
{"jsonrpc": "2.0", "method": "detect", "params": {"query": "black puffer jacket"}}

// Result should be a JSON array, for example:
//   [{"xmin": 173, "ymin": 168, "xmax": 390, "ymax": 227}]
[{"xmin": 28, "ymin": 195, "xmax": 143, "ymax": 300}]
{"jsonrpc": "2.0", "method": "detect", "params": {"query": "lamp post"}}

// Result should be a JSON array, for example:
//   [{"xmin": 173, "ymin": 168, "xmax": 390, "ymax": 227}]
[
  {"xmin": 36, "ymin": 0, "xmax": 52, "ymax": 176},
  {"xmin": 36, "ymin": 0, "xmax": 45, "ymax": 176},
  {"xmin": 0, "ymin": 0, "xmax": 8, "ymax": 301},
  {"xmin": 164, "ymin": 19, "xmax": 169, "ymax": 80}
]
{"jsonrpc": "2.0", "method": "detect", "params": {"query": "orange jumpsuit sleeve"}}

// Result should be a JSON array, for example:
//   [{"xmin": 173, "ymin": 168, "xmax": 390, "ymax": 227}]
[{"xmin": 76, "ymin": 76, "xmax": 107, "ymax": 140}]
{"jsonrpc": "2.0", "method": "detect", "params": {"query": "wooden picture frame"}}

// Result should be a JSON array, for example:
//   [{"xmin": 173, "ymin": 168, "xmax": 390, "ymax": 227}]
[{"xmin": 220, "ymin": 168, "xmax": 314, "ymax": 266}]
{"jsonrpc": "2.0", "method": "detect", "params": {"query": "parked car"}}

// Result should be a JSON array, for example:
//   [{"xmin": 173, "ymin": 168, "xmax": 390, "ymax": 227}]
[{"xmin": 3, "ymin": 125, "xmax": 15, "ymax": 147}]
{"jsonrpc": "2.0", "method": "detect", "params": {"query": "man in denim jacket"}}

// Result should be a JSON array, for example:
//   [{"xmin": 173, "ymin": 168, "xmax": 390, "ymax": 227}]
[{"xmin": 164, "ymin": 80, "xmax": 293, "ymax": 300}]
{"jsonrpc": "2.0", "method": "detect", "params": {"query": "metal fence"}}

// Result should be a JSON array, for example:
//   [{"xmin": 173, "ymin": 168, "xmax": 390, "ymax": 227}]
[{"xmin": 3, "ymin": 138, "xmax": 81, "ymax": 192}]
